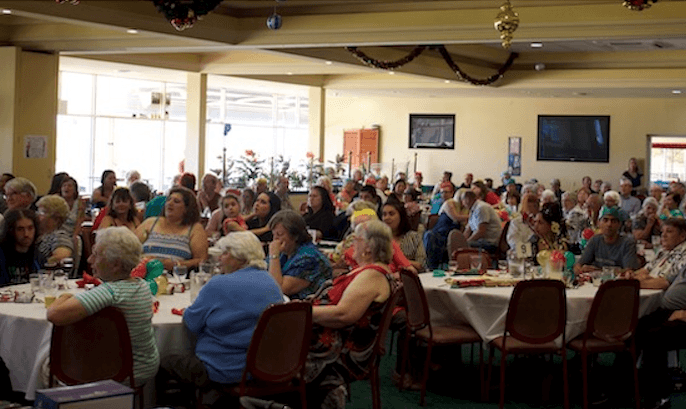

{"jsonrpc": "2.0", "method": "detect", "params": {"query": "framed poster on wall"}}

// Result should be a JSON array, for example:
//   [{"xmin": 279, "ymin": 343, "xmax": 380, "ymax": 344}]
[
  {"xmin": 508, "ymin": 137, "xmax": 521, "ymax": 176},
  {"xmin": 409, "ymin": 114, "xmax": 455, "ymax": 149}
]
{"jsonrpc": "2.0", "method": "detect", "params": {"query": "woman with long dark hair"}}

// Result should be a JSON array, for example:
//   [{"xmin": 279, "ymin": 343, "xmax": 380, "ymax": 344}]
[
  {"xmin": 91, "ymin": 170, "xmax": 117, "ymax": 208},
  {"xmin": 303, "ymin": 185, "xmax": 335, "ymax": 240},
  {"xmin": 98, "ymin": 187, "xmax": 140, "ymax": 232},
  {"xmin": 382, "ymin": 200, "xmax": 426, "ymax": 271}
]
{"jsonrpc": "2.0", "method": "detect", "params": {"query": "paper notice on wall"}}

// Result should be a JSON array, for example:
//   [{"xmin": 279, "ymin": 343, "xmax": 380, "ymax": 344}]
[{"xmin": 24, "ymin": 135, "xmax": 47, "ymax": 159}]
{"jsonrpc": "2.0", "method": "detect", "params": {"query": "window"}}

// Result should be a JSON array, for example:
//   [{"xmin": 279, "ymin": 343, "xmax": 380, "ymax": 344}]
[{"xmin": 56, "ymin": 70, "xmax": 187, "ymax": 194}]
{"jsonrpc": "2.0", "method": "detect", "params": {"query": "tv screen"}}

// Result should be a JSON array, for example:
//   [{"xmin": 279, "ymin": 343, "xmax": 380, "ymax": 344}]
[{"xmin": 537, "ymin": 115, "xmax": 610, "ymax": 163}]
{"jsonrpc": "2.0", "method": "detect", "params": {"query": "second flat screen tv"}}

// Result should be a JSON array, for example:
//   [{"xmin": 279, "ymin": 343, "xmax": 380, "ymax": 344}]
[{"xmin": 537, "ymin": 115, "xmax": 610, "ymax": 163}]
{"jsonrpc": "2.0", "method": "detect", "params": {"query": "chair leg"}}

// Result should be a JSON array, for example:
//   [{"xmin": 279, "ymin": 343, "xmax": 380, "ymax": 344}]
[
  {"xmin": 300, "ymin": 381, "xmax": 308, "ymax": 409},
  {"xmin": 562, "ymin": 348, "xmax": 569, "ymax": 409},
  {"xmin": 487, "ymin": 345, "xmax": 494, "ymax": 402},
  {"xmin": 630, "ymin": 343, "xmax": 641, "ymax": 409},
  {"xmin": 479, "ymin": 342, "xmax": 486, "ymax": 402},
  {"xmin": 420, "ymin": 340, "xmax": 433, "ymax": 406},
  {"xmin": 371, "ymin": 364, "xmax": 381, "ymax": 409},
  {"xmin": 399, "ymin": 329, "xmax": 411, "ymax": 391},
  {"xmin": 581, "ymin": 350, "xmax": 589, "ymax": 409},
  {"xmin": 499, "ymin": 349, "xmax": 507, "ymax": 409}
]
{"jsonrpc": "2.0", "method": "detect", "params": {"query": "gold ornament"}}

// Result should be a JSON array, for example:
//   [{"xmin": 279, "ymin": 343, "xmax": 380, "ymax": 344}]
[{"xmin": 494, "ymin": 0, "xmax": 519, "ymax": 49}]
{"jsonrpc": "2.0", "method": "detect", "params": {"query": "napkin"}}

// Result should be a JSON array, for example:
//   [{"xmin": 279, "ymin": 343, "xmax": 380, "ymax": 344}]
[{"xmin": 76, "ymin": 272, "xmax": 102, "ymax": 288}]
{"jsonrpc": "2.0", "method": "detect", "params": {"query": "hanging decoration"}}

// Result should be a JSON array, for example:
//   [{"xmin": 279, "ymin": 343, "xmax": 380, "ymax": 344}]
[
  {"xmin": 623, "ymin": 0, "xmax": 657, "ymax": 11},
  {"xmin": 55, "ymin": 0, "xmax": 80, "ymax": 4},
  {"xmin": 151, "ymin": 0, "xmax": 223, "ymax": 31},
  {"xmin": 494, "ymin": 0, "xmax": 519, "ymax": 49},
  {"xmin": 435, "ymin": 45, "xmax": 518, "ymax": 86},
  {"xmin": 267, "ymin": 0, "xmax": 286, "ymax": 30},
  {"xmin": 344, "ymin": 45, "xmax": 517, "ymax": 86},
  {"xmin": 345, "ymin": 46, "xmax": 427, "ymax": 70}
]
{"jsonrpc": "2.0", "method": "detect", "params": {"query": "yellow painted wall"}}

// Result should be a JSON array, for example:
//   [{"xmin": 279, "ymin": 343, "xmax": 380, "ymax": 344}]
[
  {"xmin": 323, "ymin": 94, "xmax": 686, "ymax": 192},
  {"xmin": 0, "ymin": 48, "xmax": 58, "ymax": 193}
]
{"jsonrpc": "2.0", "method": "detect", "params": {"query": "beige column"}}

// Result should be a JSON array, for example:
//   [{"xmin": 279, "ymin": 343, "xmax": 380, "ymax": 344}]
[
  {"xmin": 308, "ymin": 87, "xmax": 326, "ymax": 160},
  {"xmin": 0, "ymin": 47, "xmax": 58, "ymax": 193},
  {"xmin": 185, "ymin": 73, "xmax": 207, "ymax": 187}
]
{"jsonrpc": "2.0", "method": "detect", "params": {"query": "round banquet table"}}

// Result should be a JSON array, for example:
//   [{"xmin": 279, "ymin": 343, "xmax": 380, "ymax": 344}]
[
  {"xmin": 0, "ymin": 281, "xmax": 194, "ymax": 401},
  {"xmin": 419, "ymin": 272, "xmax": 664, "ymax": 344}
]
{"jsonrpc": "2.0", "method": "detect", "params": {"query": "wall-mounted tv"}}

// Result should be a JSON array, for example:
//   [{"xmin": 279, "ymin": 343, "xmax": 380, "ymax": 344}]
[{"xmin": 537, "ymin": 115, "xmax": 610, "ymax": 163}]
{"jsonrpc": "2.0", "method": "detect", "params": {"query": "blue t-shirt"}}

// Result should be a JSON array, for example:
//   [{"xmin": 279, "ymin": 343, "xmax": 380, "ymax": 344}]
[
  {"xmin": 280, "ymin": 242, "xmax": 332, "ymax": 300},
  {"xmin": 183, "ymin": 267, "xmax": 283, "ymax": 384}
]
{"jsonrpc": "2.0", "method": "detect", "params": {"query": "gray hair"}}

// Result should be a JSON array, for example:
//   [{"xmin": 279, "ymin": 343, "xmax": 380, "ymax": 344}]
[
  {"xmin": 540, "ymin": 189, "xmax": 557, "ymax": 202},
  {"xmin": 5, "ymin": 177, "xmax": 37, "ymax": 201},
  {"xmin": 520, "ymin": 184, "xmax": 536, "ymax": 195},
  {"xmin": 268, "ymin": 210, "xmax": 310, "ymax": 245},
  {"xmin": 619, "ymin": 177, "xmax": 632, "ymax": 186},
  {"xmin": 214, "ymin": 231, "xmax": 267, "ymax": 270},
  {"xmin": 550, "ymin": 178, "xmax": 561, "ymax": 186},
  {"xmin": 316, "ymin": 176, "xmax": 332, "ymax": 191},
  {"xmin": 561, "ymin": 191, "xmax": 577, "ymax": 205},
  {"xmin": 355, "ymin": 220, "xmax": 393, "ymax": 264},
  {"xmin": 36, "ymin": 195, "xmax": 70, "ymax": 226},
  {"xmin": 642, "ymin": 196, "xmax": 659, "ymax": 210},
  {"xmin": 125, "ymin": 170, "xmax": 141, "ymax": 185},
  {"xmin": 604, "ymin": 190, "xmax": 621, "ymax": 205},
  {"xmin": 600, "ymin": 181, "xmax": 612, "ymax": 191},
  {"xmin": 95, "ymin": 227, "xmax": 142, "ymax": 278}
]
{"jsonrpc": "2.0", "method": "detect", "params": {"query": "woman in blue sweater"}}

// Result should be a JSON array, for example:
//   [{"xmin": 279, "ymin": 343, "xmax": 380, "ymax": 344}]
[{"xmin": 156, "ymin": 231, "xmax": 284, "ymax": 406}]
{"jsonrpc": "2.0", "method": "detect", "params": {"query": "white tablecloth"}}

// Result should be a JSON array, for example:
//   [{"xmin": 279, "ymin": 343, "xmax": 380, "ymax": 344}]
[
  {"xmin": 0, "ymin": 282, "xmax": 194, "ymax": 400},
  {"xmin": 419, "ymin": 273, "xmax": 664, "ymax": 344}
]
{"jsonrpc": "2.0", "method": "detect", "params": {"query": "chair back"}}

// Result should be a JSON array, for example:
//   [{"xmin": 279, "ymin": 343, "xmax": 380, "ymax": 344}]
[
  {"xmin": 242, "ymin": 302, "xmax": 312, "ymax": 385},
  {"xmin": 447, "ymin": 229, "xmax": 467, "ymax": 257},
  {"xmin": 408, "ymin": 212, "xmax": 421, "ymax": 231},
  {"xmin": 495, "ymin": 220, "xmax": 511, "ymax": 260},
  {"xmin": 373, "ymin": 285, "xmax": 403, "ymax": 357},
  {"xmin": 399, "ymin": 270, "xmax": 431, "ymax": 333},
  {"xmin": 505, "ymin": 280, "xmax": 566, "ymax": 344},
  {"xmin": 451, "ymin": 248, "xmax": 491, "ymax": 271},
  {"xmin": 587, "ymin": 279, "xmax": 639, "ymax": 343},
  {"xmin": 50, "ymin": 307, "xmax": 134, "ymax": 387},
  {"xmin": 427, "ymin": 214, "xmax": 439, "ymax": 231}
]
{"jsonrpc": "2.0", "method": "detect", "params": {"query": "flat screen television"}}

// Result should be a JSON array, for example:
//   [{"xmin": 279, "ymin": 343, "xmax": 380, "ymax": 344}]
[{"xmin": 537, "ymin": 115, "xmax": 610, "ymax": 163}]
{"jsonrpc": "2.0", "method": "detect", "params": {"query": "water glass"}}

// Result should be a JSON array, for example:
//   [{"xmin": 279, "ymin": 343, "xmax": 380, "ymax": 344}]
[
  {"xmin": 189, "ymin": 271, "xmax": 211, "ymax": 303},
  {"xmin": 601, "ymin": 266, "xmax": 617, "ymax": 283},
  {"xmin": 29, "ymin": 273, "xmax": 40, "ymax": 293},
  {"xmin": 470, "ymin": 255, "xmax": 482, "ymax": 271},
  {"xmin": 173, "ymin": 264, "xmax": 188, "ymax": 279},
  {"xmin": 509, "ymin": 259, "xmax": 524, "ymax": 278},
  {"xmin": 591, "ymin": 271, "xmax": 603, "ymax": 287},
  {"xmin": 53, "ymin": 270, "xmax": 67, "ymax": 291},
  {"xmin": 199, "ymin": 262, "xmax": 214, "ymax": 276}
]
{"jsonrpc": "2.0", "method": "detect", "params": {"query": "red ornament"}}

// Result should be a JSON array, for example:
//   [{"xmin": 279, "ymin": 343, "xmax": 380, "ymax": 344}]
[{"xmin": 582, "ymin": 228, "xmax": 595, "ymax": 240}]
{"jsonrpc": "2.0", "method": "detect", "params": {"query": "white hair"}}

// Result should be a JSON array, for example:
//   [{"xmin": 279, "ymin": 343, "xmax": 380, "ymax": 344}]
[
  {"xmin": 125, "ymin": 170, "xmax": 141, "ymax": 185},
  {"xmin": 36, "ymin": 195, "xmax": 70, "ymax": 225},
  {"xmin": 214, "ymin": 231, "xmax": 267, "ymax": 270},
  {"xmin": 95, "ymin": 227, "xmax": 142, "ymax": 278},
  {"xmin": 316, "ymin": 176, "xmax": 332, "ymax": 191},
  {"xmin": 642, "ymin": 196, "xmax": 659, "ymax": 210},
  {"xmin": 5, "ymin": 177, "xmax": 37, "ymax": 200},
  {"xmin": 540, "ymin": 189, "xmax": 557, "ymax": 202},
  {"xmin": 355, "ymin": 220, "xmax": 393, "ymax": 264},
  {"xmin": 604, "ymin": 190, "xmax": 621, "ymax": 205}
]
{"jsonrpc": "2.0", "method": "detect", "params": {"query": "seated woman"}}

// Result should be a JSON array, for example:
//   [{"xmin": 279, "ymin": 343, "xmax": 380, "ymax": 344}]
[
  {"xmin": 136, "ymin": 186, "xmax": 208, "ymax": 271},
  {"xmin": 268, "ymin": 210, "xmax": 332, "ymax": 299},
  {"xmin": 303, "ymin": 186, "xmax": 335, "ymax": 240},
  {"xmin": 660, "ymin": 192, "xmax": 684, "ymax": 220},
  {"xmin": 633, "ymin": 197, "xmax": 662, "ymax": 242},
  {"xmin": 47, "ymin": 227, "xmax": 159, "ymax": 386},
  {"xmin": 506, "ymin": 192, "xmax": 539, "ymax": 250},
  {"xmin": 305, "ymin": 220, "xmax": 398, "ymax": 407},
  {"xmin": 423, "ymin": 193, "xmax": 468, "ymax": 271},
  {"xmin": 97, "ymin": 187, "xmax": 140, "ymax": 232},
  {"xmin": 0, "ymin": 209, "xmax": 39, "ymax": 285},
  {"xmin": 241, "ymin": 188, "xmax": 256, "ymax": 216},
  {"xmin": 58, "ymin": 176, "xmax": 85, "ymax": 238},
  {"xmin": 382, "ymin": 200, "xmax": 426, "ymax": 271},
  {"xmin": 533, "ymin": 202, "xmax": 568, "ymax": 252},
  {"xmin": 91, "ymin": 169, "xmax": 116, "ymax": 208},
  {"xmin": 156, "ymin": 231, "xmax": 283, "ymax": 406},
  {"xmin": 204, "ymin": 192, "xmax": 247, "ymax": 238},
  {"xmin": 245, "ymin": 192, "xmax": 281, "ymax": 243},
  {"xmin": 35, "ymin": 195, "xmax": 73, "ymax": 268}
]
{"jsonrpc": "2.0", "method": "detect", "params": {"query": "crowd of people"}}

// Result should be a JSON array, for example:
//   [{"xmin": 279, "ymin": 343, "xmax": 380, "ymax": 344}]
[{"xmin": 2, "ymin": 156, "xmax": 686, "ymax": 408}]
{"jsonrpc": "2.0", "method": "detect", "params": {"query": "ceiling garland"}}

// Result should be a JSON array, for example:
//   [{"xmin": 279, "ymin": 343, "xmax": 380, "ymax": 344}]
[{"xmin": 346, "ymin": 45, "xmax": 518, "ymax": 87}]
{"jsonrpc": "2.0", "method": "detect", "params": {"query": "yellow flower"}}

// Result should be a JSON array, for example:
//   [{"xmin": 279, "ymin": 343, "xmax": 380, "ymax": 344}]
[{"xmin": 551, "ymin": 221, "xmax": 560, "ymax": 234}]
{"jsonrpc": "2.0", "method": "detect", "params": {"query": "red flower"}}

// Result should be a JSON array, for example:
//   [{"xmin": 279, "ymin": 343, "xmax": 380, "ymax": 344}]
[
  {"xmin": 245, "ymin": 150, "xmax": 255, "ymax": 157},
  {"xmin": 306, "ymin": 152, "xmax": 315, "ymax": 159},
  {"xmin": 551, "ymin": 250, "xmax": 565, "ymax": 263}
]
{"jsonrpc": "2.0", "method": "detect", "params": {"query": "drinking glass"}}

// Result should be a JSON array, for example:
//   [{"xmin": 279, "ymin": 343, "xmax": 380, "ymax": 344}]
[
  {"xmin": 509, "ymin": 259, "xmax": 524, "ymax": 278},
  {"xmin": 173, "ymin": 265, "xmax": 188, "ymax": 279},
  {"xmin": 189, "ymin": 271, "xmax": 211, "ymax": 303},
  {"xmin": 601, "ymin": 266, "xmax": 617, "ymax": 283},
  {"xmin": 29, "ymin": 273, "xmax": 40, "ymax": 293},
  {"xmin": 53, "ymin": 270, "xmax": 67, "ymax": 291},
  {"xmin": 591, "ymin": 271, "xmax": 603, "ymax": 287},
  {"xmin": 200, "ymin": 262, "xmax": 213, "ymax": 276},
  {"xmin": 470, "ymin": 255, "xmax": 482, "ymax": 272}
]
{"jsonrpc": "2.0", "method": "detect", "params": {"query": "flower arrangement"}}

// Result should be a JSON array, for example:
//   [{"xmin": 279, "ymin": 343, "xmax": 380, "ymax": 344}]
[{"xmin": 234, "ymin": 150, "xmax": 266, "ymax": 188}]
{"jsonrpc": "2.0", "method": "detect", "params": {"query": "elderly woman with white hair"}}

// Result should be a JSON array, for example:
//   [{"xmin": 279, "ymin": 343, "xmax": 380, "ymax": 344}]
[
  {"xmin": 35, "ymin": 195, "xmax": 73, "ymax": 267},
  {"xmin": 306, "ymin": 219, "xmax": 398, "ymax": 407},
  {"xmin": 633, "ymin": 197, "xmax": 663, "ymax": 242},
  {"xmin": 47, "ymin": 227, "xmax": 159, "ymax": 385},
  {"xmin": 156, "ymin": 231, "xmax": 283, "ymax": 406}
]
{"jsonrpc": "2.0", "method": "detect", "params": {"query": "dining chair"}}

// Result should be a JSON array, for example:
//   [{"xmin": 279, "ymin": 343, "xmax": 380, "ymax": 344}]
[
  {"xmin": 495, "ymin": 220, "xmax": 511, "ymax": 261},
  {"xmin": 49, "ymin": 306, "xmax": 143, "ymax": 408},
  {"xmin": 366, "ymin": 285, "xmax": 403, "ymax": 409},
  {"xmin": 451, "ymin": 248, "xmax": 491, "ymax": 271},
  {"xmin": 568, "ymin": 279, "xmax": 641, "ymax": 409},
  {"xmin": 218, "ymin": 302, "xmax": 312, "ymax": 409},
  {"xmin": 487, "ymin": 279, "xmax": 569, "ymax": 409},
  {"xmin": 447, "ymin": 228, "xmax": 467, "ymax": 257},
  {"xmin": 399, "ymin": 270, "xmax": 483, "ymax": 406}
]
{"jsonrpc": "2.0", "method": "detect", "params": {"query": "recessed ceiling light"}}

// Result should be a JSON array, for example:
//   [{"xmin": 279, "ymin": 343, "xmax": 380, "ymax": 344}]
[
  {"xmin": 530, "ymin": 42, "xmax": 543, "ymax": 48},
  {"xmin": 388, "ymin": 71, "xmax": 395, "ymax": 75},
  {"xmin": 115, "ymin": 69, "xmax": 131, "ymax": 73},
  {"xmin": 287, "ymin": 72, "xmax": 293, "ymax": 76},
  {"xmin": 2, "ymin": 9, "xmax": 11, "ymax": 15},
  {"xmin": 672, "ymin": 90, "xmax": 682, "ymax": 94},
  {"xmin": 126, "ymin": 28, "xmax": 139, "ymax": 34},
  {"xmin": 325, "ymin": 61, "xmax": 333, "ymax": 65}
]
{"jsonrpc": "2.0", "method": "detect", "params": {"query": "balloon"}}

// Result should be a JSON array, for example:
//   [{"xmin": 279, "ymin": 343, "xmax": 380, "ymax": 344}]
[
  {"xmin": 580, "ymin": 238, "xmax": 588, "ymax": 248},
  {"xmin": 537, "ymin": 250, "xmax": 551, "ymax": 268},
  {"xmin": 147, "ymin": 278, "xmax": 158, "ymax": 296},
  {"xmin": 551, "ymin": 250, "xmax": 565, "ymax": 263},
  {"xmin": 146, "ymin": 259, "xmax": 165, "ymax": 280},
  {"xmin": 565, "ymin": 251, "xmax": 575, "ymax": 269},
  {"xmin": 582, "ymin": 228, "xmax": 595, "ymax": 240}
]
